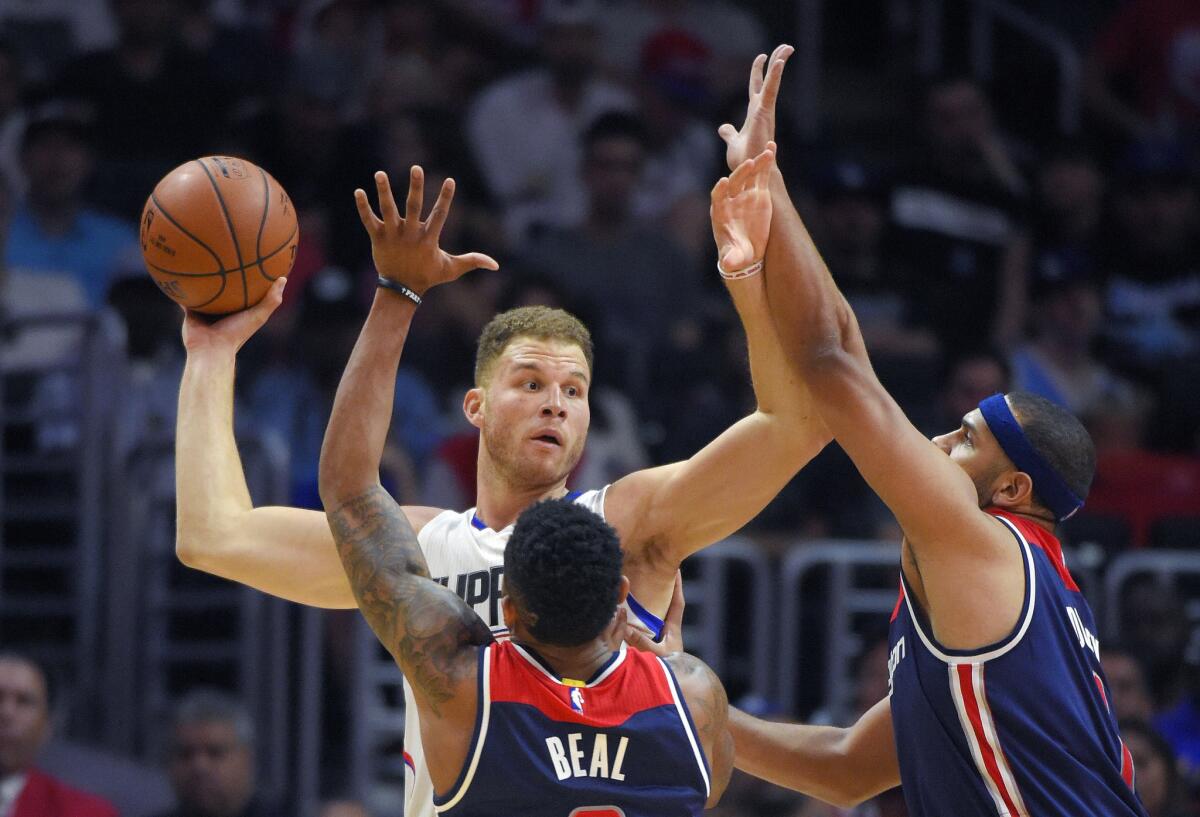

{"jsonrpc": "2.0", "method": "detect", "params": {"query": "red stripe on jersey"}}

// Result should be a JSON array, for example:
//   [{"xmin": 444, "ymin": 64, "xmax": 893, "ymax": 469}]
[
  {"xmin": 403, "ymin": 751, "xmax": 415, "ymax": 771},
  {"xmin": 989, "ymin": 509, "xmax": 1080, "ymax": 592},
  {"xmin": 1120, "ymin": 740, "xmax": 1135, "ymax": 789},
  {"xmin": 890, "ymin": 584, "xmax": 905, "ymax": 623},
  {"xmin": 1093, "ymin": 672, "xmax": 1110, "ymax": 710},
  {"xmin": 956, "ymin": 665, "xmax": 1024, "ymax": 817},
  {"xmin": 488, "ymin": 642, "xmax": 676, "ymax": 728}
]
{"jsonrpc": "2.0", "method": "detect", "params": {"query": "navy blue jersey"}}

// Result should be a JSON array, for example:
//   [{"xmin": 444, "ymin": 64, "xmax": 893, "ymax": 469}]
[
  {"xmin": 888, "ymin": 510, "xmax": 1146, "ymax": 817},
  {"xmin": 434, "ymin": 641, "xmax": 710, "ymax": 817}
]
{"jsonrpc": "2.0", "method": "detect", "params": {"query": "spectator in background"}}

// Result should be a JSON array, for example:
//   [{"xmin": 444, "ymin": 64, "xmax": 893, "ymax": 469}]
[
  {"xmin": 889, "ymin": 76, "xmax": 1030, "ymax": 352},
  {"xmin": 521, "ymin": 111, "xmax": 697, "ymax": 394},
  {"xmin": 4, "ymin": 100, "xmax": 139, "ymax": 310},
  {"xmin": 1119, "ymin": 720, "xmax": 1189, "ymax": 817},
  {"xmin": 923, "ymin": 348, "xmax": 1012, "ymax": 434},
  {"xmin": 1030, "ymin": 145, "xmax": 1105, "ymax": 296},
  {"xmin": 814, "ymin": 159, "xmax": 938, "ymax": 363},
  {"xmin": 1102, "ymin": 141, "xmax": 1200, "ymax": 372},
  {"xmin": 152, "ymin": 689, "xmax": 284, "ymax": 817},
  {"xmin": 318, "ymin": 800, "xmax": 370, "ymax": 817},
  {"xmin": 0, "ymin": 652, "xmax": 117, "ymax": 817},
  {"xmin": 1010, "ymin": 273, "xmax": 1138, "ymax": 418},
  {"xmin": 1102, "ymin": 646, "xmax": 1158, "ymax": 723},
  {"xmin": 52, "ymin": 0, "xmax": 228, "ymax": 217},
  {"xmin": 1086, "ymin": 0, "xmax": 1200, "ymax": 141},
  {"xmin": 465, "ymin": 0, "xmax": 634, "ymax": 242},
  {"xmin": 0, "ymin": 40, "xmax": 27, "ymax": 201}
]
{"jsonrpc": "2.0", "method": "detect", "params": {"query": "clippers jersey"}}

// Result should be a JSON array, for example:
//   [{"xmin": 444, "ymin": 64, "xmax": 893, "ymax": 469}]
[
  {"xmin": 433, "ymin": 641, "xmax": 710, "ymax": 817},
  {"xmin": 403, "ymin": 487, "xmax": 666, "ymax": 817},
  {"xmin": 888, "ymin": 510, "xmax": 1147, "ymax": 817}
]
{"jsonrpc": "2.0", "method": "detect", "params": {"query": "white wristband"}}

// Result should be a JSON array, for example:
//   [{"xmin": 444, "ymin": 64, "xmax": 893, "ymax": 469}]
[{"xmin": 718, "ymin": 259, "xmax": 763, "ymax": 280}]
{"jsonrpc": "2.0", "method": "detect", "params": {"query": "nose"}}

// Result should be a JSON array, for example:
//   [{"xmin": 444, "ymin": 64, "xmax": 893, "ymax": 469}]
[
  {"xmin": 931, "ymin": 433, "xmax": 953, "ymax": 455},
  {"xmin": 540, "ymin": 386, "xmax": 567, "ymax": 418}
]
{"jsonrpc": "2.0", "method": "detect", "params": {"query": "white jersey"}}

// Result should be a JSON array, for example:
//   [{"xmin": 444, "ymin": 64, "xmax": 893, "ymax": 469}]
[{"xmin": 401, "ymin": 486, "xmax": 666, "ymax": 817}]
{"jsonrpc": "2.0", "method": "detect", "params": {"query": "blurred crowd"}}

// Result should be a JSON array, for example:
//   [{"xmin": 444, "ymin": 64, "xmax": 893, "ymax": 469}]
[{"xmin": 2, "ymin": 0, "xmax": 1200, "ymax": 815}]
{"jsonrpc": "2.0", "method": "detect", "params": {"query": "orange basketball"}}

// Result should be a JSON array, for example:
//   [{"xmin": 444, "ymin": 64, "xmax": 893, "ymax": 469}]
[{"xmin": 140, "ymin": 156, "xmax": 299, "ymax": 314}]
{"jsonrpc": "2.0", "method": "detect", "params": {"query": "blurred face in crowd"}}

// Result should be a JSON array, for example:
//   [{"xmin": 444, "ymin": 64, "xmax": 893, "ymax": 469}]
[
  {"xmin": 821, "ymin": 193, "xmax": 884, "ymax": 256},
  {"xmin": 111, "ymin": 0, "xmax": 181, "ymax": 47},
  {"xmin": 1039, "ymin": 284, "xmax": 1102, "ymax": 349},
  {"xmin": 1124, "ymin": 730, "xmax": 1173, "ymax": 817},
  {"xmin": 0, "ymin": 658, "xmax": 50, "ymax": 777},
  {"xmin": 22, "ymin": 129, "xmax": 92, "ymax": 209},
  {"xmin": 542, "ymin": 22, "xmax": 598, "ymax": 87},
  {"xmin": 584, "ymin": 135, "xmax": 644, "ymax": 222},
  {"xmin": 942, "ymin": 356, "xmax": 1009, "ymax": 422},
  {"xmin": 924, "ymin": 80, "xmax": 993, "ymax": 161},
  {"xmin": 320, "ymin": 801, "xmax": 370, "ymax": 817},
  {"xmin": 1100, "ymin": 652, "xmax": 1155, "ymax": 722},
  {"xmin": 169, "ymin": 719, "xmax": 254, "ymax": 817},
  {"xmin": 470, "ymin": 338, "xmax": 591, "ymax": 491},
  {"xmin": 1038, "ymin": 157, "xmax": 1103, "ymax": 239},
  {"xmin": 1114, "ymin": 181, "xmax": 1199, "ymax": 261}
]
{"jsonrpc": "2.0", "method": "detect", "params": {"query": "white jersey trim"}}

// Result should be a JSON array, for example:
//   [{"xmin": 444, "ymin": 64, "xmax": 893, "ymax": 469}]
[
  {"xmin": 902, "ymin": 514, "xmax": 1037, "ymax": 665},
  {"xmin": 434, "ymin": 644, "xmax": 493, "ymax": 814},
  {"xmin": 509, "ymin": 641, "xmax": 629, "ymax": 688},
  {"xmin": 947, "ymin": 662, "xmax": 1030, "ymax": 816},
  {"xmin": 658, "ymin": 657, "xmax": 711, "ymax": 798}
]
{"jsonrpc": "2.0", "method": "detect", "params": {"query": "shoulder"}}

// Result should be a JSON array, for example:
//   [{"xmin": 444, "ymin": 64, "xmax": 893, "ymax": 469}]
[
  {"xmin": 25, "ymin": 769, "xmax": 118, "ymax": 817},
  {"xmin": 404, "ymin": 505, "xmax": 453, "ymax": 534},
  {"xmin": 664, "ymin": 652, "xmax": 724, "ymax": 704}
]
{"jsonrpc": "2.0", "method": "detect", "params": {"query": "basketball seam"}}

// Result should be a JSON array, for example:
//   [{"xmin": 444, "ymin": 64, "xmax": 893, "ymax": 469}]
[
  {"xmin": 148, "ymin": 193, "xmax": 227, "ymax": 273},
  {"xmin": 144, "ymin": 224, "xmax": 298, "ymax": 278},
  {"xmin": 196, "ymin": 159, "xmax": 250, "ymax": 310},
  {"xmin": 255, "ymin": 167, "xmax": 270, "ymax": 284}
]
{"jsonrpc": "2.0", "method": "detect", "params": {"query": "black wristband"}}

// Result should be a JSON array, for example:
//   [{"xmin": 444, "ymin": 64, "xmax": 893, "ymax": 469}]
[{"xmin": 377, "ymin": 276, "xmax": 422, "ymax": 306}]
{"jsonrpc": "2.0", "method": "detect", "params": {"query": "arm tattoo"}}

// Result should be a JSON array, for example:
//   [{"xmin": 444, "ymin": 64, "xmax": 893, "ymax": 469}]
[
  {"xmin": 667, "ymin": 652, "xmax": 730, "ymax": 751},
  {"xmin": 327, "ymin": 485, "xmax": 493, "ymax": 716}
]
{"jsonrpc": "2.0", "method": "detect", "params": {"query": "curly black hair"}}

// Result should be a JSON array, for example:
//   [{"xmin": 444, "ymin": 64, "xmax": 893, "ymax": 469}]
[{"xmin": 504, "ymin": 499, "xmax": 623, "ymax": 647}]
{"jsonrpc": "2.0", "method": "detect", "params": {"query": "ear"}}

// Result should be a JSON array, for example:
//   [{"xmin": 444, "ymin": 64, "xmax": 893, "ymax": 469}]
[
  {"xmin": 502, "ymin": 594, "xmax": 516, "ymax": 631},
  {"xmin": 463, "ymin": 386, "xmax": 485, "ymax": 430},
  {"xmin": 990, "ymin": 469, "xmax": 1035, "ymax": 510}
]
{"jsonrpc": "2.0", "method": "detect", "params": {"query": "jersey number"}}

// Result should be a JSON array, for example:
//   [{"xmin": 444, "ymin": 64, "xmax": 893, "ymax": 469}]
[{"xmin": 568, "ymin": 808, "xmax": 625, "ymax": 817}]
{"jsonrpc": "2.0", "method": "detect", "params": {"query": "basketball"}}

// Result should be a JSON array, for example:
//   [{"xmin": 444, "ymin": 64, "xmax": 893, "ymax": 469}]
[{"xmin": 140, "ymin": 156, "xmax": 299, "ymax": 314}]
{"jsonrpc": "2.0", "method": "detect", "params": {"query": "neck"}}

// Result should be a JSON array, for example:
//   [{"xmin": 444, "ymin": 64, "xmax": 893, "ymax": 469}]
[
  {"xmin": 989, "ymin": 504, "xmax": 1056, "ymax": 533},
  {"xmin": 474, "ymin": 457, "xmax": 569, "ymax": 531},
  {"xmin": 517, "ymin": 637, "xmax": 616, "ymax": 683}
]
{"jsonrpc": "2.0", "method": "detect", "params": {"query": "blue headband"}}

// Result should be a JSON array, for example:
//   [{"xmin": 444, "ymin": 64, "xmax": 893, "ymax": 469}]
[{"xmin": 977, "ymin": 393, "xmax": 1083, "ymax": 522}]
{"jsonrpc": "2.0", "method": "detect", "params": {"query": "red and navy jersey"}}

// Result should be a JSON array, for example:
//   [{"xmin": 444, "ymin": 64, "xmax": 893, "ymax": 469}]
[
  {"xmin": 888, "ymin": 510, "xmax": 1147, "ymax": 817},
  {"xmin": 433, "ymin": 641, "xmax": 710, "ymax": 817}
]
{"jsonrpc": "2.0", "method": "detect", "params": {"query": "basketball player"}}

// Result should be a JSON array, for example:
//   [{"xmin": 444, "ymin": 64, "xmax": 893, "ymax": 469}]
[
  {"xmin": 174, "ymin": 47, "xmax": 823, "ymax": 815},
  {"xmin": 320, "ymin": 329, "xmax": 731, "ymax": 812},
  {"xmin": 696, "ymin": 119, "xmax": 1147, "ymax": 814}
]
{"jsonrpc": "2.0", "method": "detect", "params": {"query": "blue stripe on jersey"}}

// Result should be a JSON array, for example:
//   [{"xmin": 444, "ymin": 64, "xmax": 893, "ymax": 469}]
[
  {"xmin": 626, "ymin": 592, "xmax": 665, "ymax": 640},
  {"xmin": 471, "ymin": 490, "xmax": 585, "ymax": 530}
]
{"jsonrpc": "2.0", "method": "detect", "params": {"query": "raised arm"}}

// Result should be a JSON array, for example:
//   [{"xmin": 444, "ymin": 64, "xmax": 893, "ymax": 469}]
[
  {"xmin": 319, "ymin": 169, "xmax": 496, "ymax": 783},
  {"xmin": 729, "ymin": 698, "xmax": 900, "ymax": 807},
  {"xmin": 175, "ymin": 280, "xmax": 361, "ymax": 608},
  {"xmin": 605, "ymin": 47, "xmax": 830, "ymax": 583}
]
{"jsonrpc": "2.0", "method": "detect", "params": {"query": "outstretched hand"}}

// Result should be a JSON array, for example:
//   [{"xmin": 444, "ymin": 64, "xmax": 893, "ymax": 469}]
[
  {"xmin": 354, "ymin": 166, "xmax": 498, "ymax": 295},
  {"xmin": 711, "ymin": 144, "xmax": 776, "ymax": 274},
  {"xmin": 718, "ymin": 44, "xmax": 793, "ymax": 172},
  {"xmin": 180, "ymin": 276, "xmax": 287, "ymax": 356},
  {"xmin": 624, "ymin": 571, "xmax": 686, "ymax": 656}
]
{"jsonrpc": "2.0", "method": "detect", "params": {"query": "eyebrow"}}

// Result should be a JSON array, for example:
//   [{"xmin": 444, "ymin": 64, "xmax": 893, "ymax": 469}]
[
  {"xmin": 512, "ymin": 361, "xmax": 590, "ymax": 384},
  {"xmin": 962, "ymin": 415, "xmax": 978, "ymax": 436}
]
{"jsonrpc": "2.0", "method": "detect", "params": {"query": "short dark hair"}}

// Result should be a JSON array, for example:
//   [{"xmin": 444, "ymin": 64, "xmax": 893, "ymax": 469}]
[
  {"xmin": 1007, "ymin": 390, "xmax": 1096, "ymax": 506},
  {"xmin": 0, "ymin": 651, "xmax": 54, "ymax": 710},
  {"xmin": 172, "ymin": 688, "xmax": 255, "ymax": 747},
  {"xmin": 504, "ymin": 499, "xmax": 623, "ymax": 647}
]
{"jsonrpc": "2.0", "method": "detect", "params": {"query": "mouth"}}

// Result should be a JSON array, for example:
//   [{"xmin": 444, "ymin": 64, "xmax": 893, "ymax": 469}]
[{"xmin": 530, "ymin": 431, "xmax": 563, "ymax": 447}]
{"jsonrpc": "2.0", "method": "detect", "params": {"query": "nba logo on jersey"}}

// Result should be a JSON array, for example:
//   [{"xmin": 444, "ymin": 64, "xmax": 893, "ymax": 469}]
[{"xmin": 570, "ymin": 687, "xmax": 585, "ymax": 713}]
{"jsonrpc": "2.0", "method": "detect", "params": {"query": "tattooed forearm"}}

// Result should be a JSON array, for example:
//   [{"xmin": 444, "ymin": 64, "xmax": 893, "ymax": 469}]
[{"xmin": 327, "ymin": 485, "xmax": 492, "ymax": 715}]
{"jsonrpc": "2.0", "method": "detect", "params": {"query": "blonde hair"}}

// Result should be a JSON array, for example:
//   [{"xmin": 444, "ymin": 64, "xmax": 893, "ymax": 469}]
[{"xmin": 474, "ymin": 306, "xmax": 593, "ymax": 386}]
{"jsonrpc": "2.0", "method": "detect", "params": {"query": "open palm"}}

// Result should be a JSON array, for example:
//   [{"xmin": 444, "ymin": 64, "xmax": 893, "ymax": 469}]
[
  {"xmin": 719, "ymin": 44, "xmax": 793, "ymax": 171},
  {"xmin": 711, "ymin": 145, "xmax": 776, "ymax": 273}
]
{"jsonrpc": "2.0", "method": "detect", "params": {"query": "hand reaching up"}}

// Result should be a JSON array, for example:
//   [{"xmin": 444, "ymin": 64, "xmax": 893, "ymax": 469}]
[
  {"xmin": 718, "ymin": 44, "xmax": 793, "ymax": 172},
  {"xmin": 711, "ymin": 144, "xmax": 776, "ymax": 275}
]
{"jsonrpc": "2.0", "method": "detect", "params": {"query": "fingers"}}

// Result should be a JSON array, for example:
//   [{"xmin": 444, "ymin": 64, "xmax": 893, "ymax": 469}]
[
  {"xmin": 760, "ymin": 44, "xmax": 793, "ymax": 107},
  {"xmin": 748, "ymin": 52, "xmax": 767, "ymax": 97},
  {"xmin": 450, "ymin": 252, "xmax": 500, "ymax": 275},
  {"xmin": 709, "ymin": 175, "xmax": 730, "ymax": 204},
  {"xmin": 425, "ymin": 177, "xmax": 456, "ymax": 236},
  {"xmin": 404, "ymin": 165, "xmax": 424, "ymax": 222},
  {"xmin": 664, "ymin": 569, "xmax": 685, "ymax": 631},
  {"xmin": 375, "ymin": 171, "xmax": 400, "ymax": 224},
  {"xmin": 728, "ymin": 144, "xmax": 776, "ymax": 195},
  {"xmin": 717, "ymin": 123, "xmax": 737, "ymax": 145},
  {"xmin": 354, "ymin": 188, "xmax": 382, "ymax": 233},
  {"xmin": 245, "ymin": 276, "xmax": 287, "ymax": 326}
]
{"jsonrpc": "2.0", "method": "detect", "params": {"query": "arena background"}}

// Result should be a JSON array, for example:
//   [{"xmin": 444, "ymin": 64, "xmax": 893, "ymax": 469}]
[{"xmin": 2, "ymin": 0, "xmax": 1199, "ymax": 815}]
